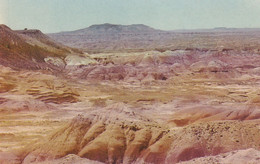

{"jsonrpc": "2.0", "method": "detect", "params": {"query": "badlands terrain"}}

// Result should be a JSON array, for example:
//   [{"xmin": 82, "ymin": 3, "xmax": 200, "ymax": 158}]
[{"xmin": 0, "ymin": 24, "xmax": 260, "ymax": 164}]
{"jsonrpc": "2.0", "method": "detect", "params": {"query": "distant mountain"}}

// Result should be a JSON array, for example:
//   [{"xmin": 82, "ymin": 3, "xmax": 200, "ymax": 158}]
[
  {"xmin": 49, "ymin": 24, "xmax": 260, "ymax": 53},
  {"xmin": 56, "ymin": 23, "xmax": 162, "ymax": 35},
  {"xmin": 48, "ymin": 24, "xmax": 171, "ymax": 53}
]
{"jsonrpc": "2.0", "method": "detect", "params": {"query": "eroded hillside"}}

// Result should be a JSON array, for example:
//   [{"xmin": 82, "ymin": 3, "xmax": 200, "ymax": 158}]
[{"xmin": 0, "ymin": 25, "xmax": 260, "ymax": 164}]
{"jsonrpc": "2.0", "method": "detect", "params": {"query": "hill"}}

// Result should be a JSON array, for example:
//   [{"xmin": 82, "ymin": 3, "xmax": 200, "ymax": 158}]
[
  {"xmin": 66, "ymin": 23, "xmax": 161, "ymax": 35},
  {"xmin": 0, "ymin": 24, "xmax": 82, "ymax": 70},
  {"xmin": 48, "ymin": 23, "xmax": 170, "ymax": 53}
]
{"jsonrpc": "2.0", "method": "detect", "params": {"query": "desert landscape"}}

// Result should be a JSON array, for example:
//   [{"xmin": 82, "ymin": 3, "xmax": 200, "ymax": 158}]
[{"xmin": 0, "ymin": 22, "xmax": 259, "ymax": 164}]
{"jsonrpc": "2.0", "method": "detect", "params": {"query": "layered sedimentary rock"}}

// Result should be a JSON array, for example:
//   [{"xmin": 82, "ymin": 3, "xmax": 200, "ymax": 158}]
[
  {"xmin": 0, "ymin": 24, "xmax": 260, "ymax": 164},
  {"xmin": 22, "ymin": 111, "xmax": 260, "ymax": 164}
]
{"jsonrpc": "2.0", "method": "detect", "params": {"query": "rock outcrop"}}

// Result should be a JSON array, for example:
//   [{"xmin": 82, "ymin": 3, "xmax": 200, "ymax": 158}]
[{"xmin": 22, "ymin": 106, "xmax": 260, "ymax": 164}]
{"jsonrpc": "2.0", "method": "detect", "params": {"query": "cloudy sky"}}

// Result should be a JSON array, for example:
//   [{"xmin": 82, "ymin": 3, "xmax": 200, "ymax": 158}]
[{"xmin": 1, "ymin": 0, "xmax": 260, "ymax": 33}]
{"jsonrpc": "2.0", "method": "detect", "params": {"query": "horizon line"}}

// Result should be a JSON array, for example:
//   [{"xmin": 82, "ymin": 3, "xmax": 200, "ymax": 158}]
[{"xmin": 3, "ymin": 23, "xmax": 260, "ymax": 34}]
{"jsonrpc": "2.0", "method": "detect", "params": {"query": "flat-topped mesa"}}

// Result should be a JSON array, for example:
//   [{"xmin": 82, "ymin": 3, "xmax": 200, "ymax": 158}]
[
  {"xmin": 1, "ymin": 26, "xmax": 45, "ymax": 41},
  {"xmin": 16, "ymin": 29, "xmax": 42, "ymax": 34},
  {"xmin": 48, "ymin": 23, "xmax": 169, "ymax": 52},
  {"xmin": 61, "ymin": 23, "xmax": 163, "ymax": 36},
  {"xmin": 16, "ymin": 29, "xmax": 47, "ymax": 39},
  {"xmin": 0, "ymin": 24, "xmax": 82, "ymax": 70},
  {"xmin": 86, "ymin": 23, "xmax": 159, "ymax": 33},
  {"xmin": 0, "ymin": 24, "xmax": 48, "ymax": 44}
]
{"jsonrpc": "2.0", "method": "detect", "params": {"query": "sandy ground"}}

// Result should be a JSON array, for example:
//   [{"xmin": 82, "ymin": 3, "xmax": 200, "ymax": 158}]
[{"xmin": 0, "ymin": 51, "xmax": 260, "ymax": 163}]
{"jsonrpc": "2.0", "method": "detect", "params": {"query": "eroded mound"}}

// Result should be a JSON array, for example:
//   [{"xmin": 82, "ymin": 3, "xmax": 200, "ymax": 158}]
[
  {"xmin": 2, "ymin": 24, "xmax": 260, "ymax": 164},
  {"xmin": 21, "ymin": 108, "xmax": 260, "ymax": 164},
  {"xmin": 169, "ymin": 107, "xmax": 260, "ymax": 126}
]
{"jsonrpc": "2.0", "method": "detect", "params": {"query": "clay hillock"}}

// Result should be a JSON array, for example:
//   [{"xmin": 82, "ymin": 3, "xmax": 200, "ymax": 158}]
[
  {"xmin": 0, "ymin": 24, "xmax": 82, "ymax": 70},
  {"xmin": 16, "ymin": 29, "xmax": 82, "ymax": 55},
  {"xmin": 20, "ymin": 104, "xmax": 260, "ymax": 164},
  {"xmin": 169, "ymin": 106, "xmax": 260, "ymax": 127}
]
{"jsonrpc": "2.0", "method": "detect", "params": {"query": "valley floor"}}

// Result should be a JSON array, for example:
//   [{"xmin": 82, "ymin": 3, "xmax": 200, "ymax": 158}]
[{"xmin": 0, "ymin": 50, "xmax": 260, "ymax": 164}]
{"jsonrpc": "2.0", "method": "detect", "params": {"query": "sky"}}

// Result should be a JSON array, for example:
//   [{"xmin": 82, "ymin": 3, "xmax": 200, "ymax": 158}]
[{"xmin": 1, "ymin": 0, "xmax": 260, "ymax": 33}]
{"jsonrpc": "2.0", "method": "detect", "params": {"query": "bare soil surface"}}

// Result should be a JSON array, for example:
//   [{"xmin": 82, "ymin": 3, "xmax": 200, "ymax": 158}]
[{"xmin": 0, "ymin": 24, "xmax": 260, "ymax": 164}]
